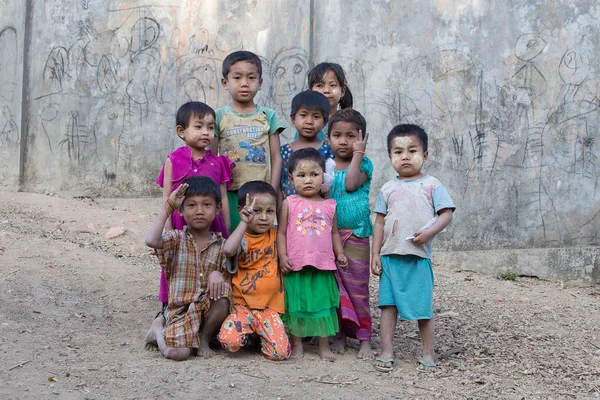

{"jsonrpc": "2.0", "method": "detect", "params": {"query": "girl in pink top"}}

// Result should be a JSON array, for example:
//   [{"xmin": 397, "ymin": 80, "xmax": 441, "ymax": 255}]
[
  {"xmin": 277, "ymin": 148, "xmax": 348, "ymax": 361},
  {"xmin": 156, "ymin": 102, "xmax": 234, "ymax": 306}
]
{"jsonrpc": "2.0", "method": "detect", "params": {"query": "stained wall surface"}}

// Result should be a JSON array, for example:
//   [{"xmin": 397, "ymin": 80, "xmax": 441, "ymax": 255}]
[{"xmin": 1, "ymin": 1, "xmax": 599, "ymax": 282}]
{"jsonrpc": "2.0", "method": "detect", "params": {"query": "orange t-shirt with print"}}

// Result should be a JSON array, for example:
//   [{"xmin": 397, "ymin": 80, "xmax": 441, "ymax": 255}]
[{"xmin": 232, "ymin": 228, "xmax": 284, "ymax": 314}]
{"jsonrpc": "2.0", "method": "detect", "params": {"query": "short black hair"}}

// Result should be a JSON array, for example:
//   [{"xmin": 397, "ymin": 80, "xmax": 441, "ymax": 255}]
[
  {"xmin": 222, "ymin": 51, "xmax": 262, "ymax": 79},
  {"xmin": 176, "ymin": 102, "xmax": 215, "ymax": 129},
  {"xmin": 387, "ymin": 124, "xmax": 429, "ymax": 153},
  {"xmin": 328, "ymin": 108, "xmax": 366, "ymax": 135},
  {"xmin": 182, "ymin": 176, "xmax": 221, "ymax": 204},
  {"xmin": 287, "ymin": 147, "xmax": 326, "ymax": 174},
  {"xmin": 308, "ymin": 62, "xmax": 353, "ymax": 109},
  {"xmin": 238, "ymin": 181, "xmax": 277, "ymax": 208},
  {"xmin": 290, "ymin": 91, "xmax": 330, "ymax": 124}
]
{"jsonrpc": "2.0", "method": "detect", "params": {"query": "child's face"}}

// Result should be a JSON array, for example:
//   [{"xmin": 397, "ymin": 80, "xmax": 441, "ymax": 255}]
[
  {"xmin": 291, "ymin": 107, "xmax": 326, "ymax": 140},
  {"xmin": 181, "ymin": 194, "xmax": 220, "ymax": 232},
  {"xmin": 311, "ymin": 70, "xmax": 345, "ymax": 111},
  {"xmin": 221, "ymin": 61, "xmax": 262, "ymax": 105},
  {"xmin": 329, "ymin": 121, "xmax": 360, "ymax": 160},
  {"xmin": 242, "ymin": 193, "xmax": 277, "ymax": 235},
  {"xmin": 290, "ymin": 160, "xmax": 323, "ymax": 197},
  {"xmin": 177, "ymin": 114, "xmax": 215, "ymax": 152},
  {"xmin": 389, "ymin": 135, "xmax": 428, "ymax": 179}
]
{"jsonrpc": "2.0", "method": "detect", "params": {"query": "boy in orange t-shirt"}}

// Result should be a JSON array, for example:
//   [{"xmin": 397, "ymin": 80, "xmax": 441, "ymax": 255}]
[{"xmin": 218, "ymin": 181, "xmax": 290, "ymax": 360}]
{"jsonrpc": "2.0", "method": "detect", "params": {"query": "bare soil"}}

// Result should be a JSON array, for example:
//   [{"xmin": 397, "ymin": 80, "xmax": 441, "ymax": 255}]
[{"xmin": 1, "ymin": 190, "xmax": 599, "ymax": 399}]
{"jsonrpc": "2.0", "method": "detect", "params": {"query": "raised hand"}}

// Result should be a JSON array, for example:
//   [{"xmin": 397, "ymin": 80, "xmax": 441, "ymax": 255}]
[
  {"xmin": 239, "ymin": 194, "xmax": 256, "ymax": 225},
  {"xmin": 169, "ymin": 183, "xmax": 189, "ymax": 209},
  {"xmin": 352, "ymin": 129, "xmax": 369, "ymax": 154}
]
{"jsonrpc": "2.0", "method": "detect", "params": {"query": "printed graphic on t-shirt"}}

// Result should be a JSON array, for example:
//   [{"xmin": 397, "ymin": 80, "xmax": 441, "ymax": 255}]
[
  {"xmin": 295, "ymin": 205, "xmax": 328, "ymax": 236},
  {"xmin": 224, "ymin": 126, "xmax": 267, "ymax": 164}
]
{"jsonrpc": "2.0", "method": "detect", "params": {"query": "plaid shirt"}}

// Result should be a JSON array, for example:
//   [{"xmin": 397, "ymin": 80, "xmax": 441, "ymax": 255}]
[{"xmin": 156, "ymin": 228, "xmax": 232, "ymax": 348}]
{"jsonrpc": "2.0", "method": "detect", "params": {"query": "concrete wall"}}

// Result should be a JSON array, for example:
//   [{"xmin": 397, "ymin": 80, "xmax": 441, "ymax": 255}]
[
  {"xmin": 0, "ymin": 0, "xmax": 24, "ymax": 187},
  {"xmin": 1, "ymin": 1, "xmax": 599, "ymax": 282}
]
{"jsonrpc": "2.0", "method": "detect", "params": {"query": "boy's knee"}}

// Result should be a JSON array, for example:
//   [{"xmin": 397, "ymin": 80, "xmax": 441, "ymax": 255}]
[
  {"xmin": 209, "ymin": 298, "xmax": 230, "ymax": 319},
  {"xmin": 163, "ymin": 347, "xmax": 192, "ymax": 361}
]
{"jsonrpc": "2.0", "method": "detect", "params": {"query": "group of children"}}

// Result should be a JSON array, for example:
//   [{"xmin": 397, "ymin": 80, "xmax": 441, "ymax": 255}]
[{"xmin": 144, "ymin": 51, "xmax": 455, "ymax": 372}]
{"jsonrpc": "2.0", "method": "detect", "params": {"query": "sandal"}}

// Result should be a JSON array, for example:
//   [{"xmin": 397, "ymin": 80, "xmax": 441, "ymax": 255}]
[
  {"xmin": 417, "ymin": 359, "xmax": 437, "ymax": 372},
  {"xmin": 374, "ymin": 356, "xmax": 395, "ymax": 372}
]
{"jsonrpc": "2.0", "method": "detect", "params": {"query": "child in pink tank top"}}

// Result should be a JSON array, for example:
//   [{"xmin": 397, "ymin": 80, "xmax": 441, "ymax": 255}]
[{"xmin": 277, "ymin": 148, "xmax": 348, "ymax": 361}]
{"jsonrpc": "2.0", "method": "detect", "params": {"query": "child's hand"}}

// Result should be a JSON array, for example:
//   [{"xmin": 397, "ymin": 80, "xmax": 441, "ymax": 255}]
[
  {"xmin": 412, "ymin": 228, "xmax": 435, "ymax": 245},
  {"xmin": 352, "ymin": 130, "xmax": 368, "ymax": 153},
  {"xmin": 169, "ymin": 183, "xmax": 189, "ymax": 209},
  {"xmin": 279, "ymin": 255, "xmax": 294, "ymax": 274},
  {"xmin": 239, "ymin": 194, "xmax": 256, "ymax": 224},
  {"xmin": 371, "ymin": 254, "xmax": 382, "ymax": 276},
  {"xmin": 208, "ymin": 271, "xmax": 229, "ymax": 301},
  {"xmin": 337, "ymin": 253, "xmax": 348, "ymax": 270}
]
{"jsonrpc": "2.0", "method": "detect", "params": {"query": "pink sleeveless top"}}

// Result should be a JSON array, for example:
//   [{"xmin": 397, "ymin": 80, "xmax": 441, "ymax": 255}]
[{"xmin": 286, "ymin": 195, "xmax": 337, "ymax": 271}]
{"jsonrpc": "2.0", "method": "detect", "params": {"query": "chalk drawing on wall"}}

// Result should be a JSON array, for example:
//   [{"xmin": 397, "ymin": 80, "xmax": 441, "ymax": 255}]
[
  {"xmin": 0, "ymin": 26, "xmax": 19, "ymax": 156},
  {"xmin": 265, "ymin": 47, "xmax": 309, "ymax": 126},
  {"xmin": 215, "ymin": 24, "xmax": 243, "ymax": 53}
]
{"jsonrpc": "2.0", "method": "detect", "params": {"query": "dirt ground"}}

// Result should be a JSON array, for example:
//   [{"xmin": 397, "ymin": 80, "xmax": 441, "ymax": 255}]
[{"xmin": 1, "ymin": 189, "xmax": 599, "ymax": 400}]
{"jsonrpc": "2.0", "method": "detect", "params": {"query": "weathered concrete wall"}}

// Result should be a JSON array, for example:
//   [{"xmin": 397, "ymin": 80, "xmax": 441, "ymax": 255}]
[
  {"xmin": 19, "ymin": 0, "xmax": 309, "ymax": 194},
  {"xmin": 314, "ymin": 1, "xmax": 600, "ymax": 283},
  {"xmin": 1, "ymin": 1, "xmax": 599, "ymax": 282},
  {"xmin": 0, "ymin": 0, "xmax": 24, "ymax": 187}
]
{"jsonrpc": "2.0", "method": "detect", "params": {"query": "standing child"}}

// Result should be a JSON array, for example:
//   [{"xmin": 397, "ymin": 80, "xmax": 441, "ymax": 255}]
[
  {"xmin": 327, "ymin": 109, "xmax": 374, "ymax": 359},
  {"xmin": 144, "ymin": 176, "xmax": 233, "ymax": 361},
  {"xmin": 218, "ymin": 181, "xmax": 290, "ymax": 360},
  {"xmin": 277, "ymin": 148, "xmax": 348, "ymax": 361},
  {"xmin": 371, "ymin": 124, "xmax": 455, "ymax": 372},
  {"xmin": 280, "ymin": 91, "xmax": 333, "ymax": 199},
  {"xmin": 155, "ymin": 101, "xmax": 234, "ymax": 309},
  {"xmin": 212, "ymin": 51, "xmax": 287, "ymax": 231},
  {"xmin": 297, "ymin": 62, "xmax": 353, "ymax": 141}
]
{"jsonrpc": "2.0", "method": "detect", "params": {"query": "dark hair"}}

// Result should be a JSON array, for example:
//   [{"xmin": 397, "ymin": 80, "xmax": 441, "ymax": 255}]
[
  {"xmin": 287, "ymin": 147, "xmax": 326, "ymax": 174},
  {"xmin": 182, "ymin": 176, "xmax": 221, "ymax": 204},
  {"xmin": 387, "ymin": 124, "xmax": 429, "ymax": 153},
  {"xmin": 290, "ymin": 91, "xmax": 330, "ymax": 123},
  {"xmin": 237, "ymin": 181, "xmax": 277, "ymax": 208},
  {"xmin": 222, "ymin": 51, "xmax": 262, "ymax": 79},
  {"xmin": 176, "ymin": 102, "xmax": 215, "ymax": 130},
  {"xmin": 328, "ymin": 108, "xmax": 366, "ymax": 135},
  {"xmin": 308, "ymin": 62, "xmax": 353, "ymax": 109}
]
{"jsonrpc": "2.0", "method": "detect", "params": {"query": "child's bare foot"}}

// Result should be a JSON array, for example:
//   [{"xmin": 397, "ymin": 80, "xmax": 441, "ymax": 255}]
[
  {"xmin": 357, "ymin": 340, "xmax": 374, "ymax": 359},
  {"xmin": 318, "ymin": 337, "xmax": 336, "ymax": 362},
  {"xmin": 144, "ymin": 315, "xmax": 163, "ymax": 349},
  {"xmin": 331, "ymin": 338, "xmax": 346, "ymax": 354},
  {"xmin": 290, "ymin": 335, "xmax": 304, "ymax": 358},
  {"xmin": 197, "ymin": 337, "xmax": 216, "ymax": 358}
]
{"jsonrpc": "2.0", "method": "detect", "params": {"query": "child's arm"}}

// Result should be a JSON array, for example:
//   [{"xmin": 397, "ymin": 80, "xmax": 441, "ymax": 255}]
[
  {"xmin": 162, "ymin": 158, "xmax": 174, "ymax": 232},
  {"xmin": 345, "ymin": 130, "xmax": 369, "ymax": 192},
  {"xmin": 412, "ymin": 208, "xmax": 454, "ymax": 245},
  {"xmin": 219, "ymin": 182, "xmax": 231, "ymax": 233},
  {"xmin": 145, "ymin": 183, "xmax": 189, "ymax": 249},
  {"xmin": 332, "ymin": 213, "xmax": 348, "ymax": 269},
  {"xmin": 269, "ymin": 131, "xmax": 283, "ymax": 192},
  {"xmin": 276, "ymin": 198, "xmax": 293, "ymax": 273},
  {"xmin": 223, "ymin": 195, "xmax": 256, "ymax": 257},
  {"xmin": 371, "ymin": 213, "xmax": 385, "ymax": 276}
]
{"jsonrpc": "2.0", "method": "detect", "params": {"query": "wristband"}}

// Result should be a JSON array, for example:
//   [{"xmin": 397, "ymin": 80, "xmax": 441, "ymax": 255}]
[
  {"xmin": 353, "ymin": 150, "xmax": 365, "ymax": 155},
  {"xmin": 165, "ymin": 199, "xmax": 177, "ymax": 216}
]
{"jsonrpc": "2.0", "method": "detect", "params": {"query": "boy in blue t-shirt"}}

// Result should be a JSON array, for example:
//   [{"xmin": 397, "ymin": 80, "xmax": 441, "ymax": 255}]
[{"xmin": 371, "ymin": 124, "xmax": 455, "ymax": 373}]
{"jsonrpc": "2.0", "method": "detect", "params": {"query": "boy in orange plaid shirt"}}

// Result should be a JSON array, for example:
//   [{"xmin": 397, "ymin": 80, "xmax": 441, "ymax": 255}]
[{"xmin": 145, "ymin": 176, "xmax": 233, "ymax": 361}]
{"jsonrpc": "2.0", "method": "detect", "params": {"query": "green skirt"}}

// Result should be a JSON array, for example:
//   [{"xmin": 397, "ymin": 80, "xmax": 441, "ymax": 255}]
[{"xmin": 283, "ymin": 267, "xmax": 339, "ymax": 337}]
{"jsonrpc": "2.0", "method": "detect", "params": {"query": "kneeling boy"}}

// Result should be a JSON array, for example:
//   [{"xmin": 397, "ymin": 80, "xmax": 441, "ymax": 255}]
[
  {"xmin": 145, "ymin": 176, "xmax": 232, "ymax": 361},
  {"xmin": 218, "ymin": 181, "xmax": 290, "ymax": 360}
]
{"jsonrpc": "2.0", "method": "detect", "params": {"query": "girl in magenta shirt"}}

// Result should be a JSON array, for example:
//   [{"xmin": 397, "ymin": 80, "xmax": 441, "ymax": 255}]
[
  {"xmin": 155, "ymin": 102, "xmax": 234, "ymax": 306},
  {"xmin": 277, "ymin": 148, "xmax": 348, "ymax": 361}
]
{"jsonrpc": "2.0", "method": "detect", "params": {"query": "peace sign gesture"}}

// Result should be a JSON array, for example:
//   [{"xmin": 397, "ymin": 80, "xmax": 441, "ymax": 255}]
[
  {"xmin": 239, "ymin": 194, "xmax": 257, "ymax": 224},
  {"xmin": 352, "ymin": 129, "xmax": 369, "ymax": 154}
]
